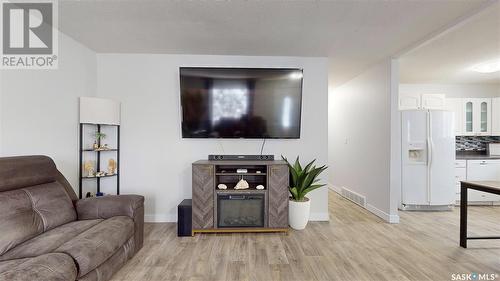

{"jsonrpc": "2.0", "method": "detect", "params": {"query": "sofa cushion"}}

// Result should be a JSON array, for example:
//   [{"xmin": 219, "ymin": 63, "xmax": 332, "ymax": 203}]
[
  {"xmin": 0, "ymin": 219, "xmax": 102, "ymax": 261},
  {"xmin": 24, "ymin": 181, "xmax": 77, "ymax": 231},
  {"xmin": 0, "ymin": 181, "xmax": 76, "ymax": 255},
  {"xmin": 0, "ymin": 189, "xmax": 43, "ymax": 255},
  {"xmin": 0, "ymin": 258, "xmax": 29, "ymax": 273},
  {"xmin": 77, "ymin": 236, "xmax": 135, "ymax": 281},
  {"xmin": 0, "ymin": 156, "xmax": 57, "ymax": 193},
  {"xmin": 0, "ymin": 253, "xmax": 77, "ymax": 281},
  {"xmin": 56, "ymin": 216, "xmax": 134, "ymax": 277}
]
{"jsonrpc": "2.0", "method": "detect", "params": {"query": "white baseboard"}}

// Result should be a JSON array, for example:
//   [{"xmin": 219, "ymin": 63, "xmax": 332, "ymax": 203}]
[
  {"xmin": 389, "ymin": 215, "xmax": 400, "ymax": 224},
  {"xmin": 328, "ymin": 183, "xmax": 341, "ymax": 193},
  {"xmin": 145, "ymin": 214, "xmax": 176, "ymax": 223},
  {"xmin": 330, "ymin": 184, "xmax": 399, "ymax": 224},
  {"xmin": 366, "ymin": 204, "xmax": 399, "ymax": 223},
  {"xmin": 309, "ymin": 212, "xmax": 329, "ymax": 221}
]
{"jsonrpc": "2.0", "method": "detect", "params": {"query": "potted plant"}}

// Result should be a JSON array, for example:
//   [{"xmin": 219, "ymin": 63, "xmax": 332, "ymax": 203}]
[
  {"xmin": 282, "ymin": 156, "xmax": 327, "ymax": 230},
  {"xmin": 95, "ymin": 132, "xmax": 106, "ymax": 141},
  {"xmin": 93, "ymin": 132, "xmax": 107, "ymax": 150}
]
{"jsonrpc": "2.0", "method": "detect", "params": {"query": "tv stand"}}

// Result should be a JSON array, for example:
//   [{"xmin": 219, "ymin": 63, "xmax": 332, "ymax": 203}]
[{"xmin": 191, "ymin": 159, "xmax": 289, "ymax": 235}]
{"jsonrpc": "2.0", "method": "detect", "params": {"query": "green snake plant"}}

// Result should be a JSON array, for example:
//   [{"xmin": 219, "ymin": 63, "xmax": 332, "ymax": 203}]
[{"xmin": 282, "ymin": 156, "xmax": 327, "ymax": 202}]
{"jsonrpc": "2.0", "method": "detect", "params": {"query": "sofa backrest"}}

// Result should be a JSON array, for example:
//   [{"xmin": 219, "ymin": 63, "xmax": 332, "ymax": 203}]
[{"xmin": 0, "ymin": 156, "xmax": 77, "ymax": 255}]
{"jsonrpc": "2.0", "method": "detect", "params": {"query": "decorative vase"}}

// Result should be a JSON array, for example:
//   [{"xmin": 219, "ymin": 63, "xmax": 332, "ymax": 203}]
[{"xmin": 288, "ymin": 197, "xmax": 310, "ymax": 230}]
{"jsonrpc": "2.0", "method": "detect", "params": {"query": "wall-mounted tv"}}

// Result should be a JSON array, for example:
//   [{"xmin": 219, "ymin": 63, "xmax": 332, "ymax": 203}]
[{"xmin": 180, "ymin": 67, "xmax": 303, "ymax": 139}]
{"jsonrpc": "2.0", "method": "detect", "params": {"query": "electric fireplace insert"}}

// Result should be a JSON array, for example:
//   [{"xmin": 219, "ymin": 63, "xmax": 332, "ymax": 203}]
[{"xmin": 217, "ymin": 193, "xmax": 265, "ymax": 228}]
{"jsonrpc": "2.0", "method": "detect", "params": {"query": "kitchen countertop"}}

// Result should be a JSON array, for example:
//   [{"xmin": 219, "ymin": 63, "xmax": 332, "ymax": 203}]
[{"xmin": 456, "ymin": 153, "xmax": 500, "ymax": 160}]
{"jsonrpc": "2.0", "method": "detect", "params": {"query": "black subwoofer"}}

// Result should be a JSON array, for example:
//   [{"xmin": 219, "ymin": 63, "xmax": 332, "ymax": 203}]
[{"xmin": 177, "ymin": 199, "xmax": 192, "ymax": 236}]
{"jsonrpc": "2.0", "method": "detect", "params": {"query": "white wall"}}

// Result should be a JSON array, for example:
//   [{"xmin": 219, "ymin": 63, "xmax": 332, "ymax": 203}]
[
  {"xmin": 97, "ymin": 54, "xmax": 329, "ymax": 222},
  {"xmin": 329, "ymin": 59, "xmax": 399, "ymax": 223},
  {"xmin": 0, "ymin": 32, "xmax": 97, "ymax": 189},
  {"xmin": 400, "ymin": 83, "xmax": 500, "ymax": 98},
  {"xmin": 389, "ymin": 59, "xmax": 401, "ymax": 222}
]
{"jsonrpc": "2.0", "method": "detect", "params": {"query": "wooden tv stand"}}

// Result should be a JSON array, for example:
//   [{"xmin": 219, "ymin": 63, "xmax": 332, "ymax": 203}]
[{"xmin": 191, "ymin": 159, "xmax": 289, "ymax": 235}]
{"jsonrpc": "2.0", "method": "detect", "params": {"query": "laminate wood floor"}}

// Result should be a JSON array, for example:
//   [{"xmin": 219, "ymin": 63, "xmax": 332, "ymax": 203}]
[{"xmin": 111, "ymin": 191, "xmax": 500, "ymax": 281}]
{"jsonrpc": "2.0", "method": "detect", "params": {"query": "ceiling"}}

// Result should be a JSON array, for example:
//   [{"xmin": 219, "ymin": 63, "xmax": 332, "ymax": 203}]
[
  {"xmin": 400, "ymin": 2, "xmax": 500, "ymax": 84},
  {"xmin": 58, "ymin": 0, "xmax": 493, "ymax": 87}
]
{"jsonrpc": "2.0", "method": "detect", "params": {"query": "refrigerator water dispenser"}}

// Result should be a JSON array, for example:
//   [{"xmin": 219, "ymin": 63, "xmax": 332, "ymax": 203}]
[{"xmin": 407, "ymin": 142, "xmax": 426, "ymax": 163}]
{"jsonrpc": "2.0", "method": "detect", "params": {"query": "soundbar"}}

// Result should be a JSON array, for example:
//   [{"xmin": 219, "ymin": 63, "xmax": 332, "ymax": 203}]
[{"xmin": 208, "ymin": 155, "xmax": 274, "ymax": 161}]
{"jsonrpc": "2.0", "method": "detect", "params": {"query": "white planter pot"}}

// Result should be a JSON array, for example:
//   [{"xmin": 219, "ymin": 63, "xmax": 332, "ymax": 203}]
[{"xmin": 288, "ymin": 197, "xmax": 311, "ymax": 230}]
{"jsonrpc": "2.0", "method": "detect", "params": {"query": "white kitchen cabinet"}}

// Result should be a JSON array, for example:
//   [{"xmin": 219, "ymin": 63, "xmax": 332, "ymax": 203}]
[
  {"xmin": 463, "ymin": 99, "xmax": 474, "ymax": 135},
  {"xmin": 477, "ymin": 99, "xmax": 492, "ymax": 136},
  {"xmin": 492, "ymin": 97, "xmax": 500, "ymax": 136},
  {"xmin": 421, "ymin": 94, "xmax": 446, "ymax": 110},
  {"xmin": 405, "ymin": 96, "xmax": 497, "ymax": 135},
  {"xmin": 462, "ymin": 98, "xmax": 492, "ymax": 136},
  {"xmin": 399, "ymin": 93, "xmax": 446, "ymax": 110},
  {"xmin": 454, "ymin": 160, "xmax": 467, "ymax": 201},
  {"xmin": 446, "ymin": 98, "xmax": 463, "ymax": 135},
  {"xmin": 399, "ymin": 93, "xmax": 422, "ymax": 110},
  {"xmin": 466, "ymin": 160, "xmax": 500, "ymax": 202}
]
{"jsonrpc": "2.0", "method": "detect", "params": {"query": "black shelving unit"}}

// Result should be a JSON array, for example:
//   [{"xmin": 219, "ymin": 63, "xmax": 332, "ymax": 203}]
[{"xmin": 78, "ymin": 123, "xmax": 120, "ymax": 199}]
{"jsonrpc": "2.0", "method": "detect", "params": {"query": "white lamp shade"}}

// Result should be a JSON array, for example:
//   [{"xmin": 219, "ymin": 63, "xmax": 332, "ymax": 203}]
[{"xmin": 79, "ymin": 97, "xmax": 120, "ymax": 125}]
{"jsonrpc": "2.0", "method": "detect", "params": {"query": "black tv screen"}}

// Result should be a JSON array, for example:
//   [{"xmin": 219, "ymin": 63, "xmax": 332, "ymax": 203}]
[{"xmin": 180, "ymin": 67, "xmax": 303, "ymax": 139}]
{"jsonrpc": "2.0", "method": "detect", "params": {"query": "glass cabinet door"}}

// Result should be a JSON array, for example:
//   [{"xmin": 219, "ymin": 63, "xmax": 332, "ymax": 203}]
[
  {"xmin": 480, "ymin": 102, "xmax": 488, "ymax": 132},
  {"xmin": 465, "ymin": 101, "xmax": 473, "ymax": 133}
]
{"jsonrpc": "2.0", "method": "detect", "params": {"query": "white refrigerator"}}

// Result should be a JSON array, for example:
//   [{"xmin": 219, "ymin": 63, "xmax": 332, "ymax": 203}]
[{"xmin": 401, "ymin": 110, "xmax": 455, "ymax": 209}]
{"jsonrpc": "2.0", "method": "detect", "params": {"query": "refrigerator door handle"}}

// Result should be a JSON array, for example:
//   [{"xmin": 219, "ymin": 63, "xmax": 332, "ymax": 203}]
[
  {"xmin": 427, "ymin": 137, "xmax": 432, "ymax": 167},
  {"xmin": 427, "ymin": 111, "xmax": 432, "ymax": 204},
  {"xmin": 430, "ymin": 139, "xmax": 434, "ymax": 167},
  {"xmin": 428, "ymin": 139, "xmax": 433, "ymax": 169},
  {"xmin": 428, "ymin": 111, "xmax": 433, "ymax": 168}
]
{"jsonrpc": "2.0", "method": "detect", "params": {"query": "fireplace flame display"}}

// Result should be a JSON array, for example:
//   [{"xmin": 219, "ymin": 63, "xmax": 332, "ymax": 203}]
[
  {"xmin": 223, "ymin": 216, "xmax": 259, "ymax": 226},
  {"xmin": 217, "ymin": 194, "xmax": 265, "ymax": 228}
]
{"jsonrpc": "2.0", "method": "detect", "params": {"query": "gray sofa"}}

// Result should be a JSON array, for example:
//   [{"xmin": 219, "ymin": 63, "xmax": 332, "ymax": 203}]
[{"xmin": 0, "ymin": 156, "xmax": 144, "ymax": 281}]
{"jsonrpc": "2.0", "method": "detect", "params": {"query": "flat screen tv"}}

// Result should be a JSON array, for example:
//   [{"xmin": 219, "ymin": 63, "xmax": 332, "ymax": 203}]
[{"xmin": 180, "ymin": 67, "xmax": 303, "ymax": 139}]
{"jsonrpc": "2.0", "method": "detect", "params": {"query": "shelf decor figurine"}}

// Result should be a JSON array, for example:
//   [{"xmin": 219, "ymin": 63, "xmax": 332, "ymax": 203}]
[
  {"xmin": 217, "ymin": 183, "xmax": 227, "ymax": 190},
  {"xmin": 256, "ymin": 185, "xmax": 265, "ymax": 190},
  {"xmin": 282, "ymin": 156, "xmax": 327, "ymax": 230},
  {"xmin": 83, "ymin": 161, "xmax": 95, "ymax": 177},
  {"xmin": 234, "ymin": 179, "xmax": 249, "ymax": 190},
  {"xmin": 108, "ymin": 158, "xmax": 117, "ymax": 175}
]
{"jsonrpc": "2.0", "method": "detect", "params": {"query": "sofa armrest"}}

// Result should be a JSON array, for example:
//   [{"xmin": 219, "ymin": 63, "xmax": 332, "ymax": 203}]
[
  {"xmin": 76, "ymin": 195, "xmax": 144, "ymax": 220},
  {"xmin": 76, "ymin": 195, "xmax": 145, "ymax": 251}
]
